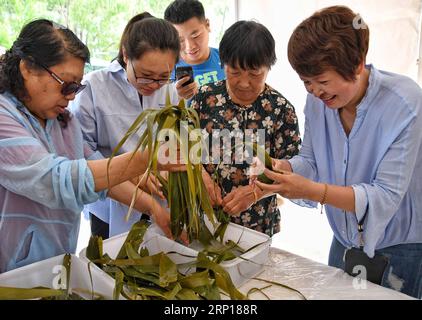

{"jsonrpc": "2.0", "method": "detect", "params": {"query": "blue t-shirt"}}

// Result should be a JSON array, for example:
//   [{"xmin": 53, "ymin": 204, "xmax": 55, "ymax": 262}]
[{"xmin": 173, "ymin": 47, "xmax": 225, "ymax": 86}]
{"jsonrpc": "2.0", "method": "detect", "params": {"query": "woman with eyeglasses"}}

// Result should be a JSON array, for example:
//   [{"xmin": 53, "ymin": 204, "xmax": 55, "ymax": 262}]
[
  {"xmin": 0, "ymin": 19, "xmax": 183, "ymax": 273},
  {"xmin": 70, "ymin": 13, "xmax": 190, "ymax": 239}
]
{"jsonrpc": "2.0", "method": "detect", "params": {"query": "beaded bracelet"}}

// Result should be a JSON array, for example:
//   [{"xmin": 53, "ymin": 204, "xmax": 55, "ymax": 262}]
[{"xmin": 320, "ymin": 183, "xmax": 328, "ymax": 214}]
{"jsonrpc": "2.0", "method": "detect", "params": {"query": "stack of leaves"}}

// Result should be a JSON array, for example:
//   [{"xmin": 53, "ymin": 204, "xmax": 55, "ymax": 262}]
[
  {"xmin": 86, "ymin": 221, "xmax": 247, "ymax": 300},
  {"xmin": 0, "ymin": 255, "xmax": 103, "ymax": 300},
  {"xmin": 109, "ymin": 95, "xmax": 215, "ymax": 242},
  {"xmin": 193, "ymin": 219, "xmax": 246, "ymax": 263}
]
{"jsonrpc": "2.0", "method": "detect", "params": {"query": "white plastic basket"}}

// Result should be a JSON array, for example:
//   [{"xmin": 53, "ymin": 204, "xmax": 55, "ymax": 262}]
[
  {"xmin": 205, "ymin": 219, "xmax": 272, "ymax": 287},
  {"xmin": 0, "ymin": 254, "xmax": 116, "ymax": 300},
  {"xmin": 80, "ymin": 227, "xmax": 198, "ymax": 274},
  {"xmin": 80, "ymin": 220, "xmax": 271, "ymax": 288}
]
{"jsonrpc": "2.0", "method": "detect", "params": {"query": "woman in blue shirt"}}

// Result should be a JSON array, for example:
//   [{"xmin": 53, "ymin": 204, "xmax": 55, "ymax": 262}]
[
  {"xmin": 254, "ymin": 6, "xmax": 422, "ymax": 299},
  {"xmin": 0, "ymin": 19, "xmax": 179, "ymax": 273},
  {"xmin": 71, "ymin": 13, "xmax": 188, "ymax": 239}
]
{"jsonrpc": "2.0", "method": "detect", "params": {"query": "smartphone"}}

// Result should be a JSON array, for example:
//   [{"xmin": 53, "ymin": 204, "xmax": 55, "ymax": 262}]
[{"xmin": 175, "ymin": 66, "xmax": 194, "ymax": 87}]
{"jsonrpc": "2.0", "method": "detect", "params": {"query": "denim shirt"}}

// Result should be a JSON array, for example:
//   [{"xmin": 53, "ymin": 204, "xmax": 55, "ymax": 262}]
[
  {"xmin": 289, "ymin": 65, "xmax": 422, "ymax": 258},
  {"xmin": 0, "ymin": 92, "xmax": 105, "ymax": 272},
  {"xmin": 70, "ymin": 60, "xmax": 179, "ymax": 237}
]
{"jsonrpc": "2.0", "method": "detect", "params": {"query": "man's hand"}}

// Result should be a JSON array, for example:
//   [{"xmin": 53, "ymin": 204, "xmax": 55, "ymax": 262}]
[{"xmin": 176, "ymin": 77, "xmax": 198, "ymax": 100}]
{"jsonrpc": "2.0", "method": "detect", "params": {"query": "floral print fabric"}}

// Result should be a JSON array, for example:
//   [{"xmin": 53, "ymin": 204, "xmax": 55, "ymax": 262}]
[{"xmin": 191, "ymin": 80, "xmax": 301, "ymax": 236}]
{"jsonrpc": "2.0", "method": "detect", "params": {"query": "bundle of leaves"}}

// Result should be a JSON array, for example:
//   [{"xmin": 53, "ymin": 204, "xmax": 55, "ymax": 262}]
[
  {"xmin": 109, "ymin": 92, "xmax": 278, "ymax": 243},
  {"xmin": 253, "ymin": 142, "xmax": 275, "ymax": 184},
  {"xmin": 86, "ymin": 221, "xmax": 247, "ymax": 300},
  {"xmin": 109, "ymin": 95, "xmax": 215, "ymax": 242}
]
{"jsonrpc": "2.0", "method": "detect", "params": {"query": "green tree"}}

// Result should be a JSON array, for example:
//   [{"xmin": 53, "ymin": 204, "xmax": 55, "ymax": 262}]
[
  {"xmin": 0, "ymin": 0, "xmax": 234, "ymax": 62},
  {"xmin": 0, "ymin": 0, "xmax": 50, "ymax": 48}
]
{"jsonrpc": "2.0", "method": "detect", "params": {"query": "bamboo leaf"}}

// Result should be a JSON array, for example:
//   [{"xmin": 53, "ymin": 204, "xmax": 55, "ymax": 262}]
[
  {"xmin": 116, "ymin": 220, "xmax": 149, "ymax": 260},
  {"xmin": 113, "ymin": 269, "xmax": 125, "ymax": 300},
  {"xmin": 163, "ymin": 283, "xmax": 182, "ymax": 300},
  {"xmin": 159, "ymin": 253, "xmax": 178, "ymax": 287},
  {"xmin": 251, "ymin": 142, "xmax": 274, "ymax": 184},
  {"xmin": 179, "ymin": 270, "xmax": 211, "ymax": 288},
  {"xmin": 253, "ymin": 277, "xmax": 307, "ymax": 300},
  {"xmin": 176, "ymin": 288, "xmax": 201, "ymax": 300},
  {"xmin": 0, "ymin": 287, "xmax": 64, "ymax": 300},
  {"xmin": 195, "ymin": 252, "xmax": 247, "ymax": 300},
  {"xmin": 86, "ymin": 236, "xmax": 103, "ymax": 262}
]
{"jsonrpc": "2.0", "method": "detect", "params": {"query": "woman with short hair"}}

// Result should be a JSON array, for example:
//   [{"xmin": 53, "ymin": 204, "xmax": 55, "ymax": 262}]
[
  {"xmin": 191, "ymin": 21, "xmax": 301, "ymax": 236},
  {"xmin": 70, "ymin": 13, "xmax": 188, "ymax": 239},
  {"xmin": 254, "ymin": 6, "xmax": 422, "ymax": 298}
]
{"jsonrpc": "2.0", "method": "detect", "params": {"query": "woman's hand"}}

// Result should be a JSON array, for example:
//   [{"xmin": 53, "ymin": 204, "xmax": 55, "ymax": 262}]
[
  {"xmin": 149, "ymin": 201, "xmax": 172, "ymax": 238},
  {"xmin": 202, "ymin": 169, "xmax": 223, "ymax": 207},
  {"xmin": 133, "ymin": 174, "xmax": 165, "ymax": 200},
  {"xmin": 176, "ymin": 77, "xmax": 198, "ymax": 100},
  {"xmin": 148, "ymin": 200, "xmax": 189, "ymax": 245},
  {"xmin": 253, "ymin": 168, "xmax": 318, "ymax": 200},
  {"xmin": 272, "ymin": 158, "xmax": 293, "ymax": 173},
  {"xmin": 248, "ymin": 157, "xmax": 292, "ymax": 182},
  {"xmin": 222, "ymin": 185, "xmax": 257, "ymax": 216}
]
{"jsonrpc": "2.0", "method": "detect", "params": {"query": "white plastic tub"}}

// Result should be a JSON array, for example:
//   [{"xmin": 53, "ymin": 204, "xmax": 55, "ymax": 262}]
[
  {"xmin": 80, "ymin": 228, "xmax": 198, "ymax": 274},
  {"xmin": 0, "ymin": 254, "xmax": 116, "ymax": 299},
  {"xmin": 142, "ymin": 220, "xmax": 272, "ymax": 287},
  {"xmin": 80, "ymin": 220, "xmax": 271, "ymax": 288},
  {"xmin": 205, "ymin": 220, "xmax": 271, "ymax": 287}
]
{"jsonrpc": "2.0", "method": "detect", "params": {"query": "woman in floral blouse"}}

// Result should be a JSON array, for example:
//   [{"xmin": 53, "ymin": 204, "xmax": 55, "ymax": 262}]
[{"xmin": 191, "ymin": 20, "xmax": 301, "ymax": 236}]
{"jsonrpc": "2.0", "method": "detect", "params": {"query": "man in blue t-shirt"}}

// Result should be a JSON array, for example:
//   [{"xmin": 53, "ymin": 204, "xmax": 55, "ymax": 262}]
[{"xmin": 165, "ymin": 0, "xmax": 225, "ymax": 98}]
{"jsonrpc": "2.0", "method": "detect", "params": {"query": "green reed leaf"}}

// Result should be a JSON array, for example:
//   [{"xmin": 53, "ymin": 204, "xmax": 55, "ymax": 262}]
[{"xmin": 0, "ymin": 287, "xmax": 64, "ymax": 300}]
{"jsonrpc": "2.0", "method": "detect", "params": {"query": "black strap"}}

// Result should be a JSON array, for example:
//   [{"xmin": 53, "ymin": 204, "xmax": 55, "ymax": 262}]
[
  {"xmin": 358, "ymin": 211, "xmax": 368, "ymax": 231},
  {"xmin": 357, "ymin": 211, "xmax": 368, "ymax": 248},
  {"xmin": 138, "ymin": 93, "xmax": 143, "ymax": 108}
]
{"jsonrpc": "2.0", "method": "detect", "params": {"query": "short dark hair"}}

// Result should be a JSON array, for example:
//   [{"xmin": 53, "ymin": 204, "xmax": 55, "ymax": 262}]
[
  {"xmin": 219, "ymin": 20, "xmax": 277, "ymax": 70},
  {"xmin": 288, "ymin": 6, "xmax": 370, "ymax": 80},
  {"xmin": 0, "ymin": 19, "xmax": 90, "ymax": 101},
  {"xmin": 164, "ymin": 0, "xmax": 206, "ymax": 24},
  {"xmin": 117, "ymin": 13, "xmax": 180, "ymax": 69}
]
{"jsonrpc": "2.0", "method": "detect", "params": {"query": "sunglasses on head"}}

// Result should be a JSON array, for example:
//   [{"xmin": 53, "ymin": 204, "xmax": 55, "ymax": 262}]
[{"xmin": 39, "ymin": 63, "xmax": 86, "ymax": 96}]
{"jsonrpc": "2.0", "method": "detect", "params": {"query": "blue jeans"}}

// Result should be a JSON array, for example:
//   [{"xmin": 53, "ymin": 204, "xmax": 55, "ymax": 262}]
[{"xmin": 328, "ymin": 236, "xmax": 422, "ymax": 299}]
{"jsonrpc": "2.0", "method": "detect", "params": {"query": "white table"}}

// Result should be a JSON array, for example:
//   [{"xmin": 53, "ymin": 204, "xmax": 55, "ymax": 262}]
[{"xmin": 238, "ymin": 248, "xmax": 415, "ymax": 300}]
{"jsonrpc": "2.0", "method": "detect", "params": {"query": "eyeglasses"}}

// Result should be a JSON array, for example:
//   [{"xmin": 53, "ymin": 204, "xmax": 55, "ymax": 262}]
[
  {"xmin": 39, "ymin": 64, "xmax": 86, "ymax": 96},
  {"xmin": 130, "ymin": 60, "xmax": 175, "ymax": 85}
]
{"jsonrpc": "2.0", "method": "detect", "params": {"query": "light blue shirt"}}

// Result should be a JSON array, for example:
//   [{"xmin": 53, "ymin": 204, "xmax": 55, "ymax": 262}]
[
  {"xmin": 172, "ymin": 47, "xmax": 225, "ymax": 86},
  {"xmin": 289, "ymin": 65, "xmax": 422, "ymax": 258},
  {"xmin": 70, "ymin": 60, "xmax": 179, "ymax": 237},
  {"xmin": 0, "ymin": 92, "xmax": 105, "ymax": 272}
]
